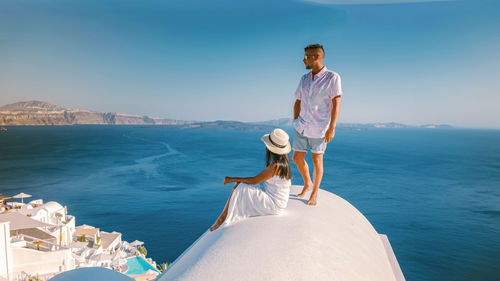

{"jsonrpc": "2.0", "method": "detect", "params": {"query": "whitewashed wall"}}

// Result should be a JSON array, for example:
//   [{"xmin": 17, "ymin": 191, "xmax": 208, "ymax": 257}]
[
  {"xmin": 0, "ymin": 221, "xmax": 13, "ymax": 280},
  {"xmin": 12, "ymin": 247, "xmax": 74, "ymax": 276}
]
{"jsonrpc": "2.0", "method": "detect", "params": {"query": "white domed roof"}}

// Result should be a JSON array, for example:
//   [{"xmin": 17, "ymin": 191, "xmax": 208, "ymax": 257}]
[
  {"xmin": 48, "ymin": 267, "xmax": 133, "ymax": 281},
  {"xmin": 158, "ymin": 186, "xmax": 403, "ymax": 281},
  {"xmin": 43, "ymin": 201, "xmax": 64, "ymax": 213}
]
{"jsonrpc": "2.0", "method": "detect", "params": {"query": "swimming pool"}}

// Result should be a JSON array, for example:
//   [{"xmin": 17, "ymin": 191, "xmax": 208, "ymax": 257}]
[{"xmin": 125, "ymin": 256, "xmax": 159, "ymax": 275}]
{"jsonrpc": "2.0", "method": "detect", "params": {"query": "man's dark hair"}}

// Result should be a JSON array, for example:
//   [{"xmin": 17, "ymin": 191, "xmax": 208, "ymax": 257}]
[{"xmin": 305, "ymin": 44, "xmax": 325, "ymax": 55}]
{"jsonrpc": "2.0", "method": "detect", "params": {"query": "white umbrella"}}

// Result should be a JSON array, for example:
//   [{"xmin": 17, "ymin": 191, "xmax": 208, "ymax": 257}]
[
  {"xmin": 13, "ymin": 192, "xmax": 32, "ymax": 203},
  {"xmin": 129, "ymin": 240, "xmax": 144, "ymax": 247}
]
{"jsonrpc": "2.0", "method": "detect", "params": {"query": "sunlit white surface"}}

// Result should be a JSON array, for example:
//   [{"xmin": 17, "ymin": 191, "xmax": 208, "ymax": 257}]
[{"xmin": 158, "ymin": 186, "xmax": 403, "ymax": 281}]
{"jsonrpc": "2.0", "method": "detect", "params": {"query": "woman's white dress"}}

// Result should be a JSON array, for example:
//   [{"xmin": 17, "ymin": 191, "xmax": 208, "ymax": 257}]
[{"xmin": 223, "ymin": 176, "xmax": 291, "ymax": 226}]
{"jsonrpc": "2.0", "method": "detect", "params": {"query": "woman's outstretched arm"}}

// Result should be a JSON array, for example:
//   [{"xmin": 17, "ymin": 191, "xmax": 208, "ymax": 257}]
[{"xmin": 224, "ymin": 163, "xmax": 277, "ymax": 185}]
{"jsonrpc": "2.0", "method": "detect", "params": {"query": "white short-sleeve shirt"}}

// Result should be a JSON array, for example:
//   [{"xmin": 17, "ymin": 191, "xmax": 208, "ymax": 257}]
[{"xmin": 294, "ymin": 66, "xmax": 342, "ymax": 138}]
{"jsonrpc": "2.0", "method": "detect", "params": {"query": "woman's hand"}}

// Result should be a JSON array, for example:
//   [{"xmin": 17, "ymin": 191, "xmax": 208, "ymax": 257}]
[{"xmin": 224, "ymin": 177, "xmax": 233, "ymax": 185}]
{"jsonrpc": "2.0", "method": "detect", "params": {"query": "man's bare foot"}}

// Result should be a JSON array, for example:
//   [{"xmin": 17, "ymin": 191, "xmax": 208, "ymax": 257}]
[
  {"xmin": 296, "ymin": 185, "xmax": 312, "ymax": 198},
  {"xmin": 307, "ymin": 197, "xmax": 317, "ymax": 206},
  {"xmin": 307, "ymin": 193, "xmax": 317, "ymax": 206}
]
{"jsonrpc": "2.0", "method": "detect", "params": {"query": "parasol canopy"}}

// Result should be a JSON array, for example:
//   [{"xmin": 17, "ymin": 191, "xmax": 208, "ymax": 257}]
[{"xmin": 13, "ymin": 192, "xmax": 32, "ymax": 203}]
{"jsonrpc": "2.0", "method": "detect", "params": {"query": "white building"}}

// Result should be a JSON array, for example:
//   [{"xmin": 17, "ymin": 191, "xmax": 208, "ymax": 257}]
[
  {"xmin": 0, "ymin": 199, "xmax": 77, "ymax": 280},
  {"xmin": 0, "ymin": 196, "xmax": 148, "ymax": 280},
  {"xmin": 14, "ymin": 201, "xmax": 76, "ymax": 247},
  {"xmin": 74, "ymin": 226, "xmax": 100, "ymax": 244},
  {"xmin": 100, "ymin": 232, "xmax": 122, "ymax": 254}
]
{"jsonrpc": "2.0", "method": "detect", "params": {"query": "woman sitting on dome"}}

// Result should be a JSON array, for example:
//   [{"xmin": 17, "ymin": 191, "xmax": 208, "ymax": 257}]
[{"xmin": 210, "ymin": 128, "xmax": 292, "ymax": 232}]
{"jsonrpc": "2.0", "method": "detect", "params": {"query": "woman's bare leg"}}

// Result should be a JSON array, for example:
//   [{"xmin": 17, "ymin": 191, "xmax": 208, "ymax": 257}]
[{"xmin": 210, "ymin": 183, "xmax": 240, "ymax": 232}]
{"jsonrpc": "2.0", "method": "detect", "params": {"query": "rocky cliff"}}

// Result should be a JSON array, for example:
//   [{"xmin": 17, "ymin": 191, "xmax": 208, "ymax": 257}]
[{"xmin": 0, "ymin": 101, "xmax": 187, "ymax": 126}]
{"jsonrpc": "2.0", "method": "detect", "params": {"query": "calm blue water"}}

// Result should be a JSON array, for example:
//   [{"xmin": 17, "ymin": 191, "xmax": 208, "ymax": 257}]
[{"xmin": 1, "ymin": 126, "xmax": 499, "ymax": 280}]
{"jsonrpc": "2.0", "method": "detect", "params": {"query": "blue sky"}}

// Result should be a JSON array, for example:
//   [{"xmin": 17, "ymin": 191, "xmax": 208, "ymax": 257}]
[{"xmin": 0, "ymin": 0, "xmax": 499, "ymax": 128}]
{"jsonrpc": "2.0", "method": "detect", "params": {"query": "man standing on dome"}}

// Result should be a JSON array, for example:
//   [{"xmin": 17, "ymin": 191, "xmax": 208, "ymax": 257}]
[{"xmin": 293, "ymin": 44, "xmax": 342, "ymax": 206}]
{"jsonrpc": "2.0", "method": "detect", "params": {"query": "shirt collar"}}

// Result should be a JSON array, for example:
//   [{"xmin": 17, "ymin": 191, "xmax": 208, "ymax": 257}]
[{"xmin": 310, "ymin": 66, "xmax": 328, "ymax": 80}]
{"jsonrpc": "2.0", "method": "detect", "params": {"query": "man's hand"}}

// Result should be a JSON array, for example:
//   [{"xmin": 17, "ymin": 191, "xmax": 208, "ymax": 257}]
[{"xmin": 324, "ymin": 128, "xmax": 335, "ymax": 143}]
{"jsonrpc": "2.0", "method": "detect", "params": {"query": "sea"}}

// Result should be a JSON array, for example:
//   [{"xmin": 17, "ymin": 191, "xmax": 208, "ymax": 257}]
[{"xmin": 0, "ymin": 125, "xmax": 499, "ymax": 281}]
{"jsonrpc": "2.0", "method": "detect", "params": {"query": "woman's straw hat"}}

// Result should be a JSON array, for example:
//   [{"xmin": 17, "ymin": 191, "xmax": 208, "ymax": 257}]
[{"xmin": 261, "ymin": 128, "xmax": 291, "ymax": 155}]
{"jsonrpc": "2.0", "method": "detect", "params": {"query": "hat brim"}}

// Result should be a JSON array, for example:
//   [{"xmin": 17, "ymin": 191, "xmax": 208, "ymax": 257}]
[{"xmin": 261, "ymin": 134, "xmax": 291, "ymax": 155}]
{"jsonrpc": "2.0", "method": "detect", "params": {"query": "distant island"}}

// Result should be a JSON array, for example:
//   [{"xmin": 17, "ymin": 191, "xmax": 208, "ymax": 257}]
[{"xmin": 0, "ymin": 101, "xmax": 453, "ymax": 129}]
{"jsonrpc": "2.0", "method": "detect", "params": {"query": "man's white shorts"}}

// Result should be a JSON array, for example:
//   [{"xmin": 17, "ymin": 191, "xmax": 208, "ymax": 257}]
[{"xmin": 293, "ymin": 129, "xmax": 327, "ymax": 154}]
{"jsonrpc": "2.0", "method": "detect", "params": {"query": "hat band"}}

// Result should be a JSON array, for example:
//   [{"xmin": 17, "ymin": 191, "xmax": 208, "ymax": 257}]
[{"xmin": 269, "ymin": 135, "xmax": 287, "ymax": 149}]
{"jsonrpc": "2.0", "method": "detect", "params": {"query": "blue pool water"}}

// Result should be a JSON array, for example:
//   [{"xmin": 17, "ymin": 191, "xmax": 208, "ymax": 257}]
[
  {"xmin": 126, "ymin": 256, "xmax": 158, "ymax": 275},
  {"xmin": 1, "ymin": 125, "xmax": 499, "ymax": 280}
]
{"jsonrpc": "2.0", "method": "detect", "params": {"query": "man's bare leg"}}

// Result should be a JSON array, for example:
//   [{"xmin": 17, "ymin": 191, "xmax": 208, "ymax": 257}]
[
  {"xmin": 307, "ymin": 153, "xmax": 324, "ymax": 206},
  {"xmin": 293, "ymin": 151, "xmax": 313, "ymax": 198},
  {"xmin": 210, "ymin": 183, "xmax": 240, "ymax": 231}
]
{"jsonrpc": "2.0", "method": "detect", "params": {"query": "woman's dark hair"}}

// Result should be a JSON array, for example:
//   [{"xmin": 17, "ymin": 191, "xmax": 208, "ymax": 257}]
[{"xmin": 265, "ymin": 148, "xmax": 292, "ymax": 180}]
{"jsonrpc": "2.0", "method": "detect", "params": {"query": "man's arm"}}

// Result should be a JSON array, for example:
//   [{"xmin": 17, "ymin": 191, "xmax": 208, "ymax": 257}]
[
  {"xmin": 293, "ymin": 99, "xmax": 301, "ymax": 120},
  {"xmin": 324, "ymin": 96, "xmax": 341, "ymax": 143}
]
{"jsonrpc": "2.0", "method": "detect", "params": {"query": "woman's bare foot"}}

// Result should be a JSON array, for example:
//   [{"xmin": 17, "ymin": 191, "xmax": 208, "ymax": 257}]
[
  {"xmin": 209, "ymin": 224, "xmax": 219, "ymax": 232},
  {"xmin": 210, "ymin": 217, "xmax": 224, "ymax": 232},
  {"xmin": 209, "ymin": 221, "xmax": 221, "ymax": 232},
  {"xmin": 296, "ymin": 185, "xmax": 312, "ymax": 198}
]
